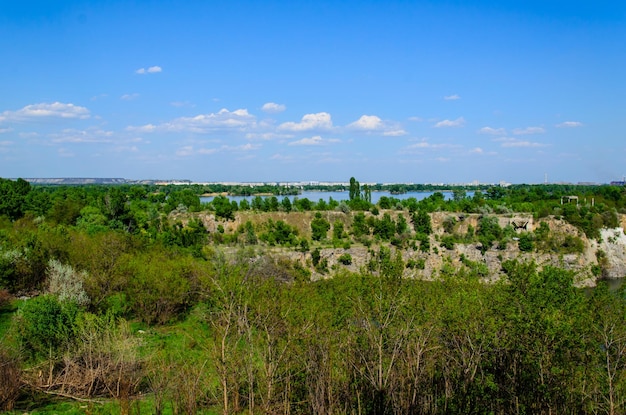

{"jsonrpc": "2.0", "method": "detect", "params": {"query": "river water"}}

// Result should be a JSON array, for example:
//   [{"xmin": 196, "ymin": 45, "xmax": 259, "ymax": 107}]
[{"xmin": 201, "ymin": 190, "xmax": 472, "ymax": 204}]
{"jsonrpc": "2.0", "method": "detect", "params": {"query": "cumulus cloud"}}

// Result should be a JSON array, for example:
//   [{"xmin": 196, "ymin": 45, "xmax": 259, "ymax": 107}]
[
  {"xmin": 478, "ymin": 126, "xmax": 506, "ymax": 135},
  {"xmin": 128, "ymin": 108, "xmax": 256, "ymax": 133},
  {"xmin": 261, "ymin": 102, "xmax": 286, "ymax": 113},
  {"xmin": 0, "ymin": 102, "xmax": 90, "ymax": 122},
  {"xmin": 278, "ymin": 112, "xmax": 332, "ymax": 131},
  {"xmin": 288, "ymin": 135, "xmax": 340, "ymax": 146},
  {"xmin": 444, "ymin": 94, "xmax": 461, "ymax": 101},
  {"xmin": 121, "ymin": 93, "xmax": 139, "ymax": 101},
  {"xmin": 349, "ymin": 115, "xmax": 384, "ymax": 130},
  {"xmin": 347, "ymin": 115, "xmax": 406, "ymax": 136},
  {"xmin": 135, "ymin": 66, "xmax": 162, "ymax": 74},
  {"xmin": 470, "ymin": 147, "xmax": 484, "ymax": 154},
  {"xmin": 434, "ymin": 117, "xmax": 465, "ymax": 128},
  {"xmin": 512, "ymin": 126, "xmax": 545, "ymax": 135},
  {"xmin": 408, "ymin": 116, "xmax": 424, "ymax": 122},
  {"xmin": 556, "ymin": 121, "xmax": 583, "ymax": 128},
  {"xmin": 494, "ymin": 137, "xmax": 547, "ymax": 148}
]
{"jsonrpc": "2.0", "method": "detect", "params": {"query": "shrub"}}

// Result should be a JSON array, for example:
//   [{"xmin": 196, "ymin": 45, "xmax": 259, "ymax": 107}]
[
  {"xmin": 406, "ymin": 258, "xmax": 426, "ymax": 270},
  {"xmin": 338, "ymin": 253, "xmax": 352, "ymax": 265},
  {"xmin": 518, "ymin": 233, "xmax": 535, "ymax": 252},
  {"xmin": 443, "ymin": 216, "xmax": 457, "ymax": 234},
  {"xmin": 47, "ymin": 259, "xmax": 90, "ymax": 306},
  {"xmin": 18, "ymin": 295, "xmax": 80, "ymax": 359},
  {"xmin": 440, "ymin": 235, "xmax": 456, "ymax": 250}
]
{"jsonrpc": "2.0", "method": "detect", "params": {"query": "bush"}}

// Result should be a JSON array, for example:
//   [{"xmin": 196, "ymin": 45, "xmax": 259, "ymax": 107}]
[
  {"xmin": 47, "ymin": 259, "xmax": 90, "ymax": 306},
  {"xmin": 18, "ymin": 295, "xmax": 80, "ymax": 359},
  {"xmin": 443, "ymin": 216, "xmax": 457, "ymax": 234},
  {"xmin": 440, "ymin": 235, "xmax": 456, "ymax": 250},
  {"xmin": 406, "ymin": 258, "xmax": 426, "ymax": 270},
  {"xmin": 338, "ymin": 253, "xmax": 352, "ymax": 265},
  {"xmin": 518, "ymin": 233, "xmax": 534, "ymax": 252}
]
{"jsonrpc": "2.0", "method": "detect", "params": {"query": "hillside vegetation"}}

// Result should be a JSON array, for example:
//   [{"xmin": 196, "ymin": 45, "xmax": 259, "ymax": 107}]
[{"xmin": 2, "ymin": 178, "xmax": 626, "ymax": 414}]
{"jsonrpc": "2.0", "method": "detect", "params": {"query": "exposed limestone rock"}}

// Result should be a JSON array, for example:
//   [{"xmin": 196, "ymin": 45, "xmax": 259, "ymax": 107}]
[{"xmin": 172, "ymin": 209, "xmax": 626, "ymax": 287}]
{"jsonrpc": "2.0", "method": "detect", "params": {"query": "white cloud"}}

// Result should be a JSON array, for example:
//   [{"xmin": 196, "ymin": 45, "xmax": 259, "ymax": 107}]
[
  {"xmin": 0, "ymin": 102, "xmax": 90, "ymax": 122},
  {"xmin": 349, "ymin": 115, "xmax": 383, "ymax": 130},
  {"xmin": 444, "ymin": 94, "xmax": 461, "ymax": 101},
  {"xmin": 556, "ymin": 121, "xmax": 583, "ymax": 128},
  {"xmin": 348, "ymin": 115, "xmax": 406, "ymax": 136},
  {"xmin": 288, "ymin": 135, "xmax": 340, "ymax": 146},
  {"xmin": 261, "ymin": 102, "xmax": 286, "ymax": 113},
  {"xmin": 413, "ymin": 142, "xmax": 455, "ymax": 149},
  {"xmin": 478, "ymin": 126, "xmax": 506, "ymax": 135},
  {"xmin": 128, "ymin": 108, "xmax": 256, "ymax": 133},
  {"xmin": 401, "ymin": 140, "xmax": 460, "ymax": 153},
  {"xmin": 434, "ymin": 117, "xmax": 465, "ymax": 128},
  {"xmin": 0, "ymin": 140, "xmax": 12, "ymax": 146},
  {"xmin": 221, "ymin": 143, "xmax": 261, "ymax": 151},
  {"xmin": 245, "ymin": 132, "xmax": 293, "ymax": 140},
  {"xmin": 383, "ymin": 129, "xmax": 407, "ymax": 136},
  {"xmin": 49, "ymin": 128, "xmax": 114, "ymax": 144},
  {"xmin": 278, "ymin": 112, "xmax": 332, "ymax": 131},
  {"xmin": 176, "ymin": 146, "xmax": 218, "ymax": 157},
  {"xmin": 0, "ymin": 128, "xmax": 12, "ymax": 133},
  {"xmin": 512, "ymin": 126, "xmax": 545, "ymax": 135},
  {"xmin": 470, "ymin": 147, "xmax": 484, "ymax": 154},
  {"xmin": 129, "ymin": 124, "xmax": 157, "ymax": 133},
  {"xmin": 136, "ymin": 66, "xmax": 162, "ymax": 74},
  {"xmin": 121, "ymin": 93, "xmax": 139, "ymax": 101},
  {"xmin": 494, "ymin": 137, "xmax": 547, "ymax": 148},
  {"xmin": 408, "ymin": 116, "xmax": 423, "ymax": 122}
]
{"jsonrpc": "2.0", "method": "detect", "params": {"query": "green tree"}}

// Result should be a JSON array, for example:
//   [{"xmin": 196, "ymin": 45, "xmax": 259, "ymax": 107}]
[
  {"xmin": 412, "ymin": 210, "xmax": 432, "ymax": 235},
  {"xmin": 0, "ymin": 178, "xmax": 31, "ymax": 220},
  {"xmin": 349, "ymin": 177, "xmax": 361, "ymax": 201},
  {"xmin": 311, "ymin": 213, "xmax": 330, "ymax": 241},
  {"xmin": 333, "ymin": 220, "xmax": 345, "ymax": 240},
  {"xmin": 281, "ymin": 197, "xmax": 292, "ymax": 213},
  {"xmin": 213, "ymin": 195, "xmax": 235, "ymax": 220}
]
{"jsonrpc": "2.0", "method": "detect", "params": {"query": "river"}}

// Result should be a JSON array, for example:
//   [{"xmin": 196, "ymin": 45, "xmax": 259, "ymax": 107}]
[{"xmin": 200, "ymin": 190, "xmax": 473, "ymax": 205}]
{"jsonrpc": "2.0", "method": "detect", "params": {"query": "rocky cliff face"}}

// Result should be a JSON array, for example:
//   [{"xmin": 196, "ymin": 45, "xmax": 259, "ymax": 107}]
[{"xmin": 173, "ymin": 210, "xmax": 626, "ymax": 286}]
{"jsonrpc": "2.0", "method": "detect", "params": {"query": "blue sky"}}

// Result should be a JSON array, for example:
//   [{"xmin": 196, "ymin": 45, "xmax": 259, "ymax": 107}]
[{"xmin": 1, "ymin": 0, "xmax": 624, "ymax": 184}]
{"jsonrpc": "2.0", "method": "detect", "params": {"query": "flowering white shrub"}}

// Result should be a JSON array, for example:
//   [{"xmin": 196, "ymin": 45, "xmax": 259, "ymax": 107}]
[{"xmin": 47, "ymin": 259, "xmax": 90, "ymax": 306}]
